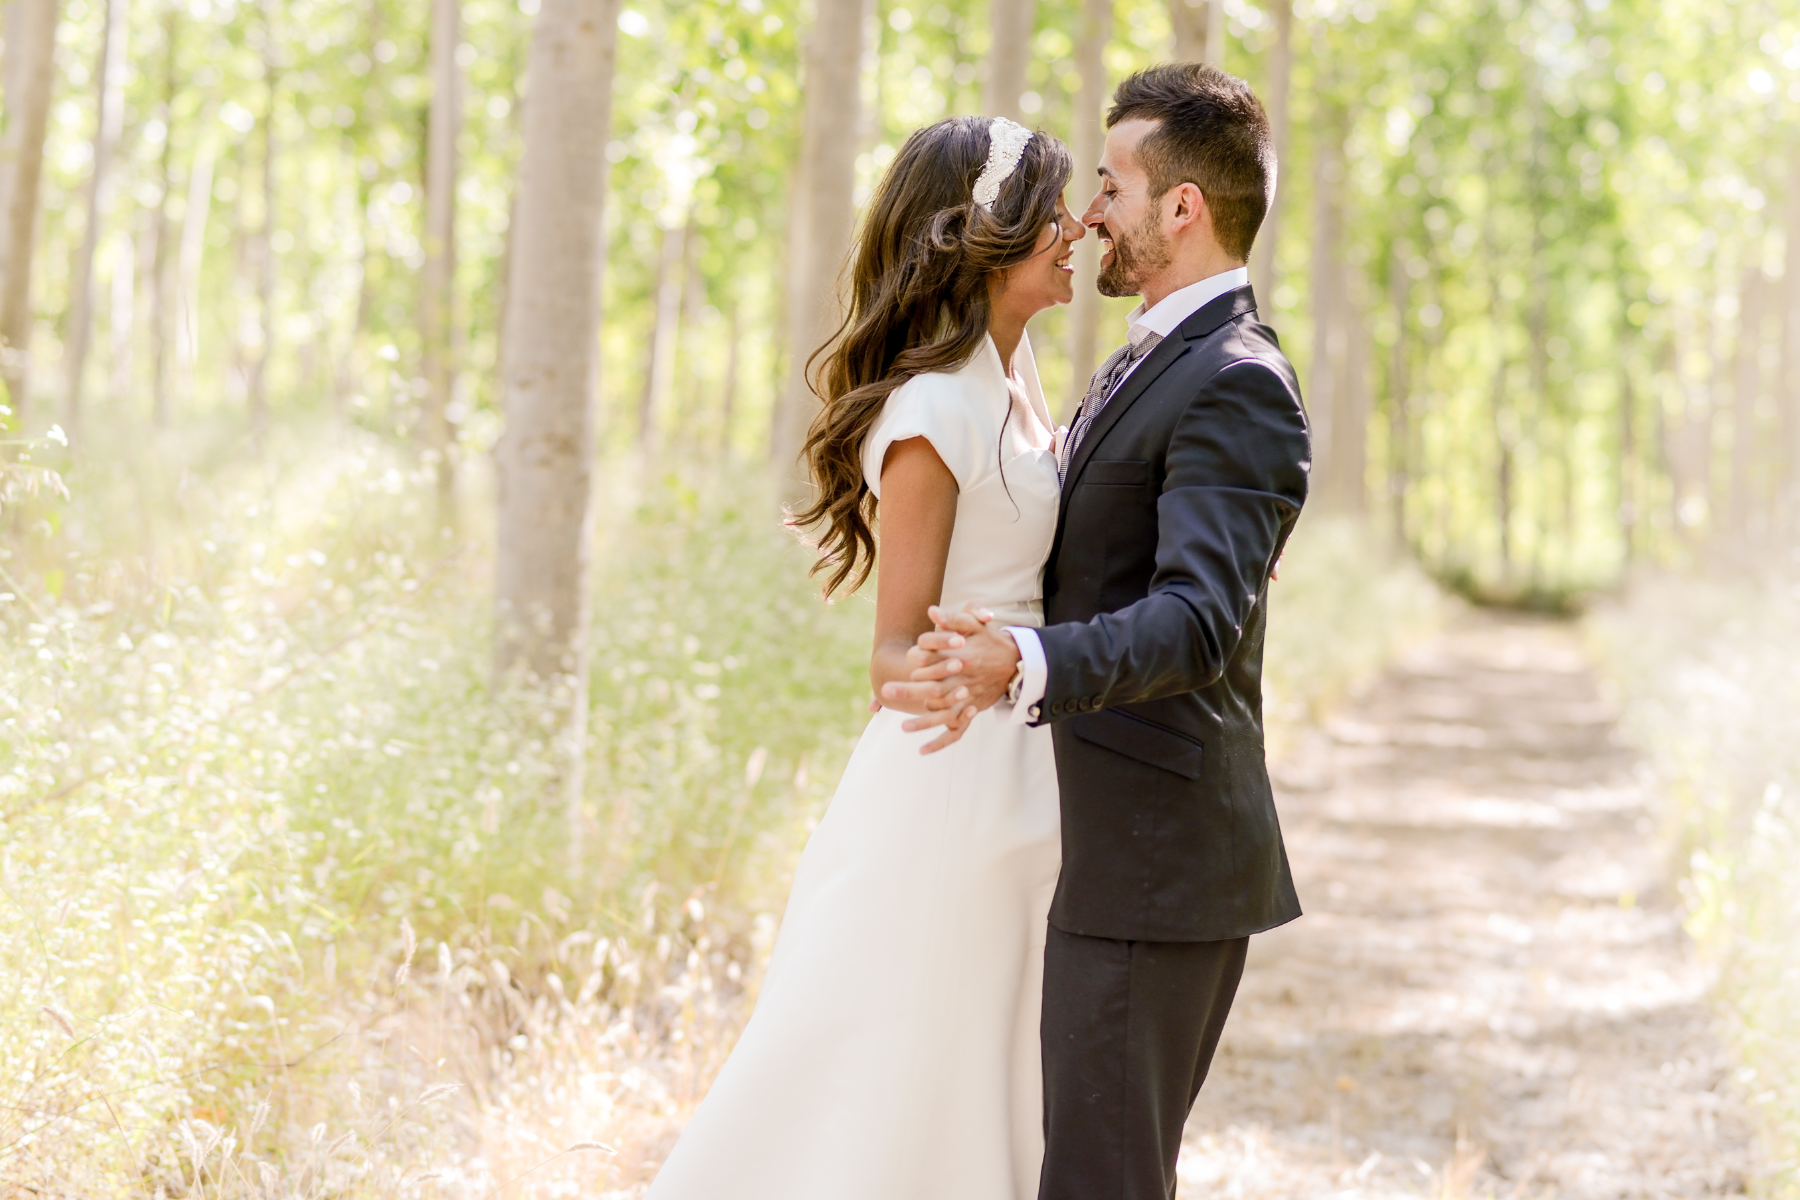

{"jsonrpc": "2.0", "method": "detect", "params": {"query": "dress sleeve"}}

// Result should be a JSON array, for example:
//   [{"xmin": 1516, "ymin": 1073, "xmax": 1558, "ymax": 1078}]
[{"xmin": 861, "ymin": 374, "xmax": 989, "ymax": 499}]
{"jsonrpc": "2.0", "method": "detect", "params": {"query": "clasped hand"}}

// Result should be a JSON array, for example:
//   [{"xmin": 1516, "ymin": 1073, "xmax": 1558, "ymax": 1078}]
[{"xmin": 877, "ymin": 603, "xmax": 1021, "ymax": 754}]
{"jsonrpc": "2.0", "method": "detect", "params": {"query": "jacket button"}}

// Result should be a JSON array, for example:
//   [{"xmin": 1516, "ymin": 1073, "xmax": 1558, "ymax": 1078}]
[{"xmin": 1052, "ymin": 701, "xmax": 1065, "ymax": 715}]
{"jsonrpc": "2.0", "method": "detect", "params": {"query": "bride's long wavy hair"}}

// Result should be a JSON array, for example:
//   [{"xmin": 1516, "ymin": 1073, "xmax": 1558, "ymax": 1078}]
[{"xmin": 793, "ymin": 117, "xmax": 1073, "ymax": 598}]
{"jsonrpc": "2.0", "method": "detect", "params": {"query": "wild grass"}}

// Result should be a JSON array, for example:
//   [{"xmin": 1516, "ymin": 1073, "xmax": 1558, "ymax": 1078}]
[
  {"xmin": 1, "ymin": 425, "xmax": 871, "ymax": 1194},
  {"xmin": 1, "ymin": 431, "xmax": 1443, "ymax": 1196},
  {"xmin": 1590, "ymin": 571, "xmax": 1800, "ymax": 1196}
]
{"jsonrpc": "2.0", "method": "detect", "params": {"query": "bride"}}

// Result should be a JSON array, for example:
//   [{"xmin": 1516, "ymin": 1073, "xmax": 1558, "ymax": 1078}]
[{"xmin": 645, "ymin": 116, "xmax": 1083, "ymax": 1199}]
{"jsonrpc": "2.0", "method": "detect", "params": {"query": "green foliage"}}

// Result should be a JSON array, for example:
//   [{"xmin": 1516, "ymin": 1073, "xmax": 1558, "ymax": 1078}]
[{"xmin": 1591, "ymin": 574, "xmax": 1800, "ymax": 1196}]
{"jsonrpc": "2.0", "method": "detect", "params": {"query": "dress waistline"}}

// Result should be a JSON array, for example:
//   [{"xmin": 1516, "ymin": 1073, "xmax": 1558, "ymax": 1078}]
[{"xmin": 943, "ymin": 598, "xmax": 1043, "ymax": 628}]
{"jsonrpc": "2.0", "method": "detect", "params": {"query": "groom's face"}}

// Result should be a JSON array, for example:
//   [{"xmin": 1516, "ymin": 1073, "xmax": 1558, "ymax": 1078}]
[{"xmin": 1085, "ymin": 119, "xmax": 1172, "ymax": 299}]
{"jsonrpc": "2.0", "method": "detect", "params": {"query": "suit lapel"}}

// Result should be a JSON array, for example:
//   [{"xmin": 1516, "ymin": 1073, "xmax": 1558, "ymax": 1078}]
[
  {"xmin": 1060, "ymin": 334, "xmax": 1188, "ymax": 498},
  {"xmin": 1048, "ymin": 285, "xmax": 1261, "ymax": 576},
  {"xmin": 1058, "ymin": 286, "xmax": 1259, "ymax": 500}
]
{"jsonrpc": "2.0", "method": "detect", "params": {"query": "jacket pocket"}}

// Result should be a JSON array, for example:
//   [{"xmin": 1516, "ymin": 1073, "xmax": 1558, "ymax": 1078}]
[
  {"xmin": 1083, "ymin": 458, "xmax": 1150, "ymax": 486},
  {"xmin": 1070, "ymin": 708, "xmax": 1204, "ymax": 779}
]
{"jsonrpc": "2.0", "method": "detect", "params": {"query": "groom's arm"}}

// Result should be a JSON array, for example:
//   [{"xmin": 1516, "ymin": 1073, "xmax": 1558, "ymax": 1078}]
[{"xmin": 1024, "ymin": 359, "xmax": 1309, "ymax": 722}]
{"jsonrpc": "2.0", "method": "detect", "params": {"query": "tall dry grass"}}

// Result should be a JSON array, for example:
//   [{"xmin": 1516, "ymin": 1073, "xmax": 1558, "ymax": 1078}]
[
  {"xmin": 1, "ymin": 424, "xmax": 871, "ymax": 1194},
  {"xmin": 1591, "ymin": 571, "xmax": 1800, "ymax": 1196},
  {"xmin": 1, "ymin": 424, "xmax": 1445, "ymax": 1196}
]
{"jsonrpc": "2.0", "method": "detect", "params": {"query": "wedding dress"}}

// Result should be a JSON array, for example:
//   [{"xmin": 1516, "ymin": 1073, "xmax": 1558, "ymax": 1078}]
[{"xmin": 645, "ymin": 333, "xmax": 1063, "ymax": 1200}]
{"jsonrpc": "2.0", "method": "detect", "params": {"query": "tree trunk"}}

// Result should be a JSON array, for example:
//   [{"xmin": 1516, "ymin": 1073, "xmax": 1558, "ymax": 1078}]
[
  {"xmin": 176, "ymin": 118, "xmax": 216, "ymax": 403},
  {"xmin": 246, "ymin": 0, "xmax": 279, "ymax": 431},
  {"xmin": 420, "ymin": 0, "xmax": 460, "ymax": 524},
  {"xmin": 495, "ymin": 0, "xmax": 618, "ymax": 677},
  {"xmin": 770, "ymin": 0, "xmax": 866, "ymax": 489},
  {"xmin": 1168, "ymin": 0, "xmax": 1223, "ymax": 67},
  {"xmin": 1669, "ymin": 303, "xmax": 1711, "ymax": 547},
  {"xmin": 149, "ymin": 9, "xmax": 179, "ymax": 427},
  {"xmin": 1482, "ymin": 204, "xmax": 1514, "ymax": 576},
  {"xmin": 494, "ymin": 0, "xmax": 619, "ymax": 839},
  {"xmin": 1062, "ymin": 0, "xmax": 1110, "ymax": 422},
  {"xmin": 1780, "ymin": 144, "xmax": 1800, "ymax": 539},
  {"xmin": 982, "ymin": 0, "xmax": 1038, "ymax": 121},
  {"xmin": 106, "ymin": 224, "xmax": 134, "ymax": 404},
  {"xmin": 1308, "ymin": 100, "xmax": 1350, "ymax": 508},
  {"xmin": 719, "ymin": 301, "xmax": 740, "ymax": 452},
  {"xmin": 1386, "ymin": 241, "xmax": 1411, "ymax": 542},
  {"xmin": 1729, "ymin": 266, "xmax": 1765, "ymax": 546},
  {"xmin": 1617, "ymin": 356, "xmax": 1636, "ymax": 563},
  {"xmin": 1248, "ymin": 0, "xmax": 1289, "ymax": 307},
  {"xmin": 1523, "ymin": 70, "xmax": 1550, "ymax": 583},
  {"xmin": 62, "ymin": 0, "xmax": 129, "ymax": 434},
  {"xmin": 0, "ymin": 0, "xmax": 58, "ymax": 423},
  {"xmin": 1336, "ymin": 271, "xmax": 1369, "ymax": 513},
  {"xmin": 637, "ymin": 213, "xmax": 686, "ymax": 447}
]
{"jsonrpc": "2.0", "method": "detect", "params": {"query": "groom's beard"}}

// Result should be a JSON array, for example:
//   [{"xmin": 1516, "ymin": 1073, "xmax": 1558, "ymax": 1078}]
[{"xmin": 1096, "ymin": 209, "xmax": 1172, "ymax": 298}]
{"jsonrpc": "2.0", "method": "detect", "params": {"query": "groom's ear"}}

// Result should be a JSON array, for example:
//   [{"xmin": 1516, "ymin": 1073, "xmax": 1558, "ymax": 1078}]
[{"xmin": 1167, "ymin": 181, "xmax": 1207, "ymax": 233}]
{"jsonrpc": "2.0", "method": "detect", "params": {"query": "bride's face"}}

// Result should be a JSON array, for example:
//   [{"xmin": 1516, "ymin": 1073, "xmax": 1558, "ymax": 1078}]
[{"xmin": 991, "ymin": 196, "xmax": 1085, "ymax": 318}]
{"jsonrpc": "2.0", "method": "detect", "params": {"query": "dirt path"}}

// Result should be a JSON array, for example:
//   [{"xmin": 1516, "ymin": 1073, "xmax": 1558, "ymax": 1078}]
[{"xmin": 1179, "ymin": 612, "xmax": 1756, "ymax": 1199}]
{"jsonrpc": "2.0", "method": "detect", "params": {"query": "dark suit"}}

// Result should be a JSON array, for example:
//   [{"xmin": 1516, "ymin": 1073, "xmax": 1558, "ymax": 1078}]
[{"xmin": 1031, "ymin": 285, "xmax": 1310, "ymax": 1200}]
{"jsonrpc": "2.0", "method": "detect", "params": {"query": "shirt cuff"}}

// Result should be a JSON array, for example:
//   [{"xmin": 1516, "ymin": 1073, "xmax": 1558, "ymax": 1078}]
[{"xmin": 1001, "ymin": 626, "xmax": 1048, "ymax": 726}]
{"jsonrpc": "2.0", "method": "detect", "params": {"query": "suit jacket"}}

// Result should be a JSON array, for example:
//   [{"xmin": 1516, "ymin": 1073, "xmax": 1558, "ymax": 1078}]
[{"xmin": 1034, "ymin": 284, "xmax": 1311, "ymax": 942}]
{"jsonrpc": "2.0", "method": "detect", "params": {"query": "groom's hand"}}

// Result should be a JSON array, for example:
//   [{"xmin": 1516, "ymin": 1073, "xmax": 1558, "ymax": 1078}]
[{"xmin": 884, "ymin": 604, "xmax": 1021, "ymax": 753}]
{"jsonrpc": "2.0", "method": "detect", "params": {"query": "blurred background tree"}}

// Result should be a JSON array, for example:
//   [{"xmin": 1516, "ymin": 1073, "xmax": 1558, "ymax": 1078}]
[{"xmin": 0, "ymin": 0, "xmax": 1791, "ymax": 596}]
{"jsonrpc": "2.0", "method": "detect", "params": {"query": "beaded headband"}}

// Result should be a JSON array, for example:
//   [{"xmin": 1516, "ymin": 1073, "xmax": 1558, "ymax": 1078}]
[{"xmin": 971, "ymin": 117, "xmax": 1035, "ymax": 211}]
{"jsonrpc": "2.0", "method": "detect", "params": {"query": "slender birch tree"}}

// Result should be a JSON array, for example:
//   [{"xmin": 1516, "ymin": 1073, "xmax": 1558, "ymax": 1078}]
[
  {"xmin": 493, "ymin": 0, "xmax": 620, "ymax": 835},
  {"xmin": 981, "ymin": 0, "xmax": 1037, "ymax": 122},
  {"xmin": 1728, "ymin": 266, "xmax": 1764, "ymax": 543},
  {"xmin": 494, "ymin": 0, "xmax": 619, "ymax": 678},
  {"xmin": 770, "ymin": 0, "xmax": 865, "ymax": 489},
  {"xmin": 1063, "ymin": 0, "xmax": 1110, "ymax": 420},
  {"xmin": 1168, "ymin": 0, "xmax": 1223, "ymax": 68},
  {"xmin": 149, "ymin": 9, "xmax": 180, "ymax": 426},
  {"xmin": 245, "ymin": 0, "xmax": 280, "ymax": 430},
  {"xmin": 421, "ymin": 0, "xmax": 462, "ymax": 522},
  {"xmin": 1248, "ymin": 0, "xmax": 1289, "ymax": 306},
  {"xmin": 175, "ymin": 115, "xmax": 216, "ymax": 403},
  {"xmin": 0, "ymin": 0, "xmax": 58, "ymax": 422},
  {"xmin": 62, "ymin": 0, "xmax": 130, "ymax": 432},
  {"xmin": 637, "ymin": 212, "xmax": 686, "ymax": 446},
  {"xmin": 1385, "ymin": 241, "xmax": 1412, "ymax": 541},
  {"xmin": 1308, "ymin": 99, "xmax": 1349, "ymax": 506},
  {"xmin": 1780, "ymin": 146, "xmax": 1800, "ymax": 537}
]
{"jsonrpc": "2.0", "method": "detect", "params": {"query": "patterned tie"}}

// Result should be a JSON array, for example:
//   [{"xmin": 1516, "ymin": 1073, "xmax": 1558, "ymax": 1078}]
[{"xmin": 1060, "ymin": 332, "xmax": 1163, "ymax": 483}]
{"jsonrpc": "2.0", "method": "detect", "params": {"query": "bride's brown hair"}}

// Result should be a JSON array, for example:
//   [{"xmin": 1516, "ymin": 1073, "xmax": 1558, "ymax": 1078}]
[{"xmin": 792, "ymin": 117, "xmax": 1073, "ymax": 598}]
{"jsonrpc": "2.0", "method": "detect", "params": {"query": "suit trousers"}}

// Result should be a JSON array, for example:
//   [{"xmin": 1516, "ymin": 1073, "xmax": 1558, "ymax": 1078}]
[{"xmin": 1037, "ymin": 927, "xmax": 1249, "ymax": 1200}]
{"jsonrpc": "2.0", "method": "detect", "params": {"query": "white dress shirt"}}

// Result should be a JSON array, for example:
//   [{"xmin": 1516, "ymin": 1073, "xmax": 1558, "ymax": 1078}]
[{"xmin": 1001, "ymin": 266, "xmax": 1250, "ymax": 724}]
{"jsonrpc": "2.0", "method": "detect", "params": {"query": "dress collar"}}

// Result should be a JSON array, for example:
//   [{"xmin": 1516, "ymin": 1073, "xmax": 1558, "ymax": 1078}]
[{"xmin": 980, "ymin": 331, "xmax": 1054, "ymax": 435}]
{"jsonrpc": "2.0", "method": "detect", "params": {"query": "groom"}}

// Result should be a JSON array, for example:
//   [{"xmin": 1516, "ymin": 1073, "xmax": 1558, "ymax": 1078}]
[{"xmin": 896, "ymin": 65, "xmax": 1310, "ymax": 1200}]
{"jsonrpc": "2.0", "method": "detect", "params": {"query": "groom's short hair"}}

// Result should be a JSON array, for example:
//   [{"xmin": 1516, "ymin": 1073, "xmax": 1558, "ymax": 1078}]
[{"xmin": 1107, "ymin": 64, "xmax": 1273, "ymax": 262}]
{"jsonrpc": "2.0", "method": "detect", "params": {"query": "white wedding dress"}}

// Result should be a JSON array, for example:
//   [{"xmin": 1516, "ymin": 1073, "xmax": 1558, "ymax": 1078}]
[{"xmin": 646, "ymin": 333, "xmax": 1063, "ymax": 1200}]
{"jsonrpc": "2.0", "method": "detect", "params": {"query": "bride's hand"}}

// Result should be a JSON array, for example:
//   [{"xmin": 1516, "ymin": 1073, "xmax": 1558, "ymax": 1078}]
[{"xmin": 888, "ymin": 605, "xmax": 1020, "ymax": 753}]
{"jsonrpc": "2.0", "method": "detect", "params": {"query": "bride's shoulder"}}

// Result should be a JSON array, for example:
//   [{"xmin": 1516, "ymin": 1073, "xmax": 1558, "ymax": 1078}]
[
  {"xmin": 887, "ymin": 340, "xmax": 1006, "ymax": 417},
  {"xmin": 862, "ymin": 356, "xmax": 999, "ymax": 495}
]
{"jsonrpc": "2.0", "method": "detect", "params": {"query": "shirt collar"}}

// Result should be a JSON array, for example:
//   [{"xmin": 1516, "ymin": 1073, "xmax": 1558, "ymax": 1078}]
[{"xmin": 1125, "ymin": 266, "xmax": 1250, "ymax": 347}]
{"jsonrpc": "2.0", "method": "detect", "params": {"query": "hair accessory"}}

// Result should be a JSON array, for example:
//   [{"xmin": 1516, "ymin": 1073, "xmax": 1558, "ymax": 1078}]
[{"xmin": 971, "ymin": 117, "xmax": 1035, "ymax": 211}]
